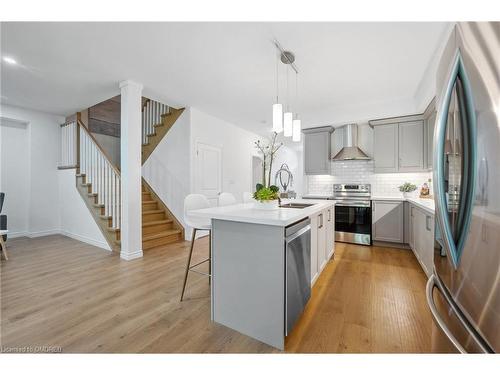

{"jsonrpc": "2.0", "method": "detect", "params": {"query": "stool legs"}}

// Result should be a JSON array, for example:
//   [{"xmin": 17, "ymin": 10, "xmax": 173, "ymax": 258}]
[
  {"xmin": 0, "ymin": 235, "xmax": 7, "ymax": 261},
  {"xmin": 180, "ymin": 228, "xmax": 197, "ymax": 301}
]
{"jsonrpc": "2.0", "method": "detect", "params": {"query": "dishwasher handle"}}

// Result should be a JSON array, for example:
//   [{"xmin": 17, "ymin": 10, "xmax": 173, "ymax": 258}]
[{"xmin": 286, "ymin": 225, "xmax": 311, "ymax": 243}]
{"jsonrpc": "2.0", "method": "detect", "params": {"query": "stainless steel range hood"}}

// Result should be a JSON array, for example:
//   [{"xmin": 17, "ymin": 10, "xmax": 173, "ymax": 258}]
[{"xmin": 331, "ymin": 124, "xmax": 371, "ymax": 161}]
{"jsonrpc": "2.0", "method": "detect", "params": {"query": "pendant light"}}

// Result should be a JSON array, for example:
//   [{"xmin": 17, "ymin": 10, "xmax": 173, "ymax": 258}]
[
  {"xmin": 272, "ymin": 51, "xmax": 283, "ymax": 133},
  {"xmin": 283, "ymin": 66, "xmax": 293, "ymax": 137},
  {"xmin": 292, "ymin": 72, "xmax": 301, "ymax": 142}
]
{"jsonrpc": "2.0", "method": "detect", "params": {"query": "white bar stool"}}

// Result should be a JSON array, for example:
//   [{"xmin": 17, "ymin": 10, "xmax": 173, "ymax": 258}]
[
  {"xmin": 218, "ymin": 192, "xmax": 237, "ymax": 206},
  {"xmin": 180, "ymin": 194, "xmax": 212, "ymax": 301}
]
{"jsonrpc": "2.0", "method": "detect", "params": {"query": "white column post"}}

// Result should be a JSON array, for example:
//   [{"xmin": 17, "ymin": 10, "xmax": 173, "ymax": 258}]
[{"xmin": 119, "ymin": 80, "xmax": 143, "ymax": 260}]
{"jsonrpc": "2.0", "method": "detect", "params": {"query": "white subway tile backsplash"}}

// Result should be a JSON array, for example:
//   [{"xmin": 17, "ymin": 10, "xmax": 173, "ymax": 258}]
[{"xmin": 306, "ymin": 160, "xmax": 432, "ymax": 197}]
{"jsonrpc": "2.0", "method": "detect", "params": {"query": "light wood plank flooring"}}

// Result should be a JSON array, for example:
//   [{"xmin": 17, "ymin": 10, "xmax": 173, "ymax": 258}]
[{"xmin": 0, "ymin": 235, "xmax": 432, "ymax": 353}]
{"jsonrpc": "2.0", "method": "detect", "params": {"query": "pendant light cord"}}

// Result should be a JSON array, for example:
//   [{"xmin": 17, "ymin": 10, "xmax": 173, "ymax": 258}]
[
  {"xmin": 286, "ymin": 64, "xmax": 289, "ymax": 112},
  {"xmin": 275, "ymin": 51, "xmax": 279, "ymax": 103},
  {"xmin": 295, "ymin": 72, "xmax": 299, "ymax": 119}
]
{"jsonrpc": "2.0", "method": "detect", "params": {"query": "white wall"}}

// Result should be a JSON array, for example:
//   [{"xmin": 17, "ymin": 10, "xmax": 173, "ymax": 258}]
[
  {"xmin": 58, "ymin": 169, "xmax": 110, "ymax": 250},
  {"xmin": 190, "ymin": 108, "xmax": 263, "ymax": 202},
  {"xmin": 144, "ymin": 107, "xmax": 269, "ymax": 240},
  {"xmin": 0, "ymin": 118, "xmax": 30, "ymax": 237},
  {"xmin": 142, "ymin": 108, "xmax": 191, "ymax": 236},
  {"xmin": 0, "ymin": 105, "xmax": 63, "ymax": 237},
  {"xmin": 0, "ymin": 105, "xmax": 109, "ymax": 250}
]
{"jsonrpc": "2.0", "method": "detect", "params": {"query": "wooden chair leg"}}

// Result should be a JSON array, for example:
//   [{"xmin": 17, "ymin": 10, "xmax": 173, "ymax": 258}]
[
  {"xmin": 180, "ymin": 228, "xmax": 196, "ymax": 301},
  {"xmin": 0, "ymin": 236, "xmax": 7, "ymax": 261}
]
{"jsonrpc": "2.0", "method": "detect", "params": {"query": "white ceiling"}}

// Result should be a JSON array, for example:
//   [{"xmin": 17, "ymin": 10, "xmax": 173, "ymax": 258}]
[{"xmin": 1, "ymin": 22, "xmax": 451, "ymax": 135}]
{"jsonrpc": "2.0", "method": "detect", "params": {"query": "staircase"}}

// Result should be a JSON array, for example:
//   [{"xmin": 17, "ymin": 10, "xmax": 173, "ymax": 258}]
[
  {"xmin": 58, "ymin": 97, "xmax": 185, "ymax": 254},
  {"xmin": 59, "ymin": 119, "xmax": 122, "ymax": 252},
  {"xmin": 141, "ymin": 99, "xmax": 185, "ymax": 164},
  {"xmin": 141, "ymin": 180, "xmax": 183, "ymax": 249}
]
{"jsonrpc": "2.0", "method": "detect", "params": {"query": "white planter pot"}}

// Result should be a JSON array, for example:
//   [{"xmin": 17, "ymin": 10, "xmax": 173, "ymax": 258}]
[{"xmin": 253, "ymin": 200, "xmax": 279, "ymax": 210}]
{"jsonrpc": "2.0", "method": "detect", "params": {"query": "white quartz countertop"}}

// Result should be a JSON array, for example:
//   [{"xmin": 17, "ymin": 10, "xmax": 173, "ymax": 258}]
[
  {"xmin": 188, "ymin": 199, "xmax": 334, "ymax": 227},
  {"xmin": 371, "ymin": 195, "xmax": 435, "ymax": 214}
]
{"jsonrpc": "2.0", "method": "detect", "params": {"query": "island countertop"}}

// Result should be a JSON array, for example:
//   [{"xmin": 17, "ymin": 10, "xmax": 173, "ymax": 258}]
[{"xmin": 188, "ymin": 199, "xmax": 334, "ymax": 226}]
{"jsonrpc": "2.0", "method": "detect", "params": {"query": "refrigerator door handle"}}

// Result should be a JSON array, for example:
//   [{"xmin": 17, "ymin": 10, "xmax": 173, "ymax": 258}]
[
  {"xmin": 426, "ymin": 274, "xmax": 490, "ymax": 353},
  {"xmin": 433, "ymin": 49, "xmax": 477, "ymax": 268}
]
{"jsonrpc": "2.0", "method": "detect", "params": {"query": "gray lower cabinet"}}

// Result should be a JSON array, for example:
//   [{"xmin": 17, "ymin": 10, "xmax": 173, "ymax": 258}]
[
  {"xmin": 303, "ymin": 127, "xmax": 334, "ymax": 175},
  {"xmin": 373, "ymin": 123, "xmax": 399, "ymax": 173},
  {"xmin": 310, "ymin": 205, "xmax": 335, "ymax": 286},
  {"xmin": 398, "ymin": 120, "xmax": 424, "ymax": 171},
  {"xmin": 409, "ymin": 204, "xmax": 434, "ymax": 277},
  {"xmin": 372, "ymin": 200, "xmax": 404, "ymax": 243}
]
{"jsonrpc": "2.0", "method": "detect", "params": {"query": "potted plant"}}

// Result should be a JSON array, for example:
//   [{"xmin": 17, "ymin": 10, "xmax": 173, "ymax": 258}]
[
  {"xmin": 253, "ymin": 184, "xmax": 280, "ymax": 210},
  {"xmin": 253, "ymin": 133, "xmax": 283, "ymax": 210},
  {"xmin": 398, "ymin": 182, "xmax": 417, "ymax": 198}
]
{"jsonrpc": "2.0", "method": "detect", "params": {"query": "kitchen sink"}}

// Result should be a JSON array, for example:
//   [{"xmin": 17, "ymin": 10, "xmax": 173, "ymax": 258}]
[{"xmin": 279, "ymin": 203, "xmax": 314, "ymax": 209}]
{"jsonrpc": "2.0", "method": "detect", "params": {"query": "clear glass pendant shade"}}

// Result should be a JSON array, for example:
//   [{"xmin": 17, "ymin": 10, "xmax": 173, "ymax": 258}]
[
  {"xmin": 283, "ymin": 112, "xmax": 293, "ymax": 137},
  {"xmin": 292, "ymin": 119, "xmax": 301, "ymax": 142},
  {"xmin": 272, "ymin": 103, "xmax": 283, "ymax": 133}
]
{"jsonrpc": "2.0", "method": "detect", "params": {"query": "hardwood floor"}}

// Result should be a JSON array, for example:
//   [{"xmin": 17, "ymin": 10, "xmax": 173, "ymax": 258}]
[{"xmin": 0, "ymin": 235, "xmax": 432, "ymax": 353}]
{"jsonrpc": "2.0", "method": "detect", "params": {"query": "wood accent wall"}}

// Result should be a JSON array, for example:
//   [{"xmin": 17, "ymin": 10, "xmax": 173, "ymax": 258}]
[{"xmin": 88, "ymin": 96, "xmax": 121, "ymax": 138}]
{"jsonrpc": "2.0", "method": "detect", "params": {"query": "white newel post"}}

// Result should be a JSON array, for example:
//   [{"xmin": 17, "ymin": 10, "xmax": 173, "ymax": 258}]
[{"xmin": 119, "ymin": 80, "xmax": 143, "ymax": 260}]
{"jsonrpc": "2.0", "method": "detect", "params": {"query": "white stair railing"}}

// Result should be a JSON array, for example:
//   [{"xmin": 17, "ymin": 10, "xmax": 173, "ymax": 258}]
[
  {"xmin": 79, "ymin": 123, "xmax": 121, "ymax": 230},
  {"xmin": 58, "ymin": 119, "xmax": 121, "ymax": 230},
  {"xmin": 59, "ymin": 121, "xmax": 78, "ymax": 168},
  {"xmin": 142, "ymin": 99, "xmax": 170, "ymax": 145}
]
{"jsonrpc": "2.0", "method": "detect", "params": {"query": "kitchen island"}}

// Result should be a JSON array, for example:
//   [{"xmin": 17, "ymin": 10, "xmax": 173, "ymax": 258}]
[{"xmin": 189, "ymin": 199, "xmax": 335, "ymax": 350}]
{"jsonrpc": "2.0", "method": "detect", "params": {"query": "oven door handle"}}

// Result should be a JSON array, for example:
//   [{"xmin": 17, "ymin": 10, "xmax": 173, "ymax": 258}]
[{"xmin": 335, "ymin": 202, "xmax": 370, "ymax": 207}]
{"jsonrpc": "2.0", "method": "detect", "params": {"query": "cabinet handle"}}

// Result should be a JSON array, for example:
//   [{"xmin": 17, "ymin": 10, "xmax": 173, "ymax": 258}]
[
  {"xmin": 426, "ymin": 216, "xmax": 431, "ymax": 231},
  {"xmin": 328, "ymin": 209, "xmax": 331, "ymax": 222},
  {"xmin": 318, "ymin": 214, "xmax": 323, "ymax": 229}
]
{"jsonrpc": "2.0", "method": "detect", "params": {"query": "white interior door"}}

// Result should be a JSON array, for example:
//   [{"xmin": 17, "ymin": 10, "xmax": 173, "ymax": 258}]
[{"xmin": 195, "ymin": 142, "xmax": 222, "ymax": 206}]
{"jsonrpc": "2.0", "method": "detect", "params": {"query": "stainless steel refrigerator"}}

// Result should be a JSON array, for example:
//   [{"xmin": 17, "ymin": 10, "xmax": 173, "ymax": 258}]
[{"xmin": 427, "ymin": 22, "xmax": 500, "ymax": 353}]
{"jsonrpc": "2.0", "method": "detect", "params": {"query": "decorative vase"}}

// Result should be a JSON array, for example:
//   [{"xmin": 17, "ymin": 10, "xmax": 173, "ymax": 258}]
[
  {"xmin": 403, "ymin": 192, "xmax": 411, "ymax": 198},
  {"xmin": 253, "ymin": 200, "xmax": 279, "ymax": 210}
]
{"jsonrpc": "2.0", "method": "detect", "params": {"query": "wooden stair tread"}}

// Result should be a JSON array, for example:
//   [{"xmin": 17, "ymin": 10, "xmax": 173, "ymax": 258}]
[
  {"xmin": 143, "ymin": 230, "xmax": 181, "ymax": 241},
  {"xmin": 142, "ymin": 200, "xmax": 157, "ymax": 204},
  {"xmin": 142, "ymin": 219, "xmax": 172, "ymax": 227},
  {"xmin": 143, "ymin": 209, "xmax": 164, "ymax": 215}
]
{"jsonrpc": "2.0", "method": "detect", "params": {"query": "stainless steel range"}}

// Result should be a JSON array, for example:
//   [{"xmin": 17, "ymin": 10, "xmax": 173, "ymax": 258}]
[{"xmin": 333, "ymin": 184, "xmax": 372, "ymax": 246}]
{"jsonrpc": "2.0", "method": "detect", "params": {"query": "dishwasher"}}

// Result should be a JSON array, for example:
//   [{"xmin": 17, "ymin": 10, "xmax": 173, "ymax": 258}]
[{"xmin": 285, "ymin": 218, "xmax": 311, "ymax": 336}]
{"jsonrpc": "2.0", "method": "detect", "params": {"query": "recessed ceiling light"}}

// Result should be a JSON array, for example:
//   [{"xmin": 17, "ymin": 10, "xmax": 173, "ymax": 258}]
[{"xmin": 3, "ymin": 57, "xmax": 17, "ymax": 65}]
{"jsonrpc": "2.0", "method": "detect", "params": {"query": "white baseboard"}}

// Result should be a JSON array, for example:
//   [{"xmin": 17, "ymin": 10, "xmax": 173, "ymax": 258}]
[
  {"xmin": 120, "ymin": 250, "xmax": 143, "ymax": 261},
  {"xmin": 61, "ymin": 230, "xmax": 111, "ymax": 251},
  {"xmin": 27, "ymin": 229, "xmax": 61, "ymax": 238},
  {"xmin": 6, "ymin": 231, "xmax": 29, "ymax": 239},
  {"xmin": 6, "ymin": 229, "xmax": 111, "ymax": 252}
]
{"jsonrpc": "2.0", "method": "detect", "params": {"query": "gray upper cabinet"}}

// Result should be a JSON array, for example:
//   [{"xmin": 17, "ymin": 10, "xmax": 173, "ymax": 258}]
[
  {"xmin": 398, "ymin": 120, "xmax": 424, "ymax": 171},
  {"xmin": 425, "ymin": 109, "xmax": 436, "ymax": 170},
  {"xmin": 371, "ymin": 114, "xmax": 428, "ymax": 173},
  {"xmin": 373, "ymin": 123, "xmax": 398, "ymax": 173},
  {"xmin": 303, "ymin": 127, "xmax": 334, "ymax": 175}
]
